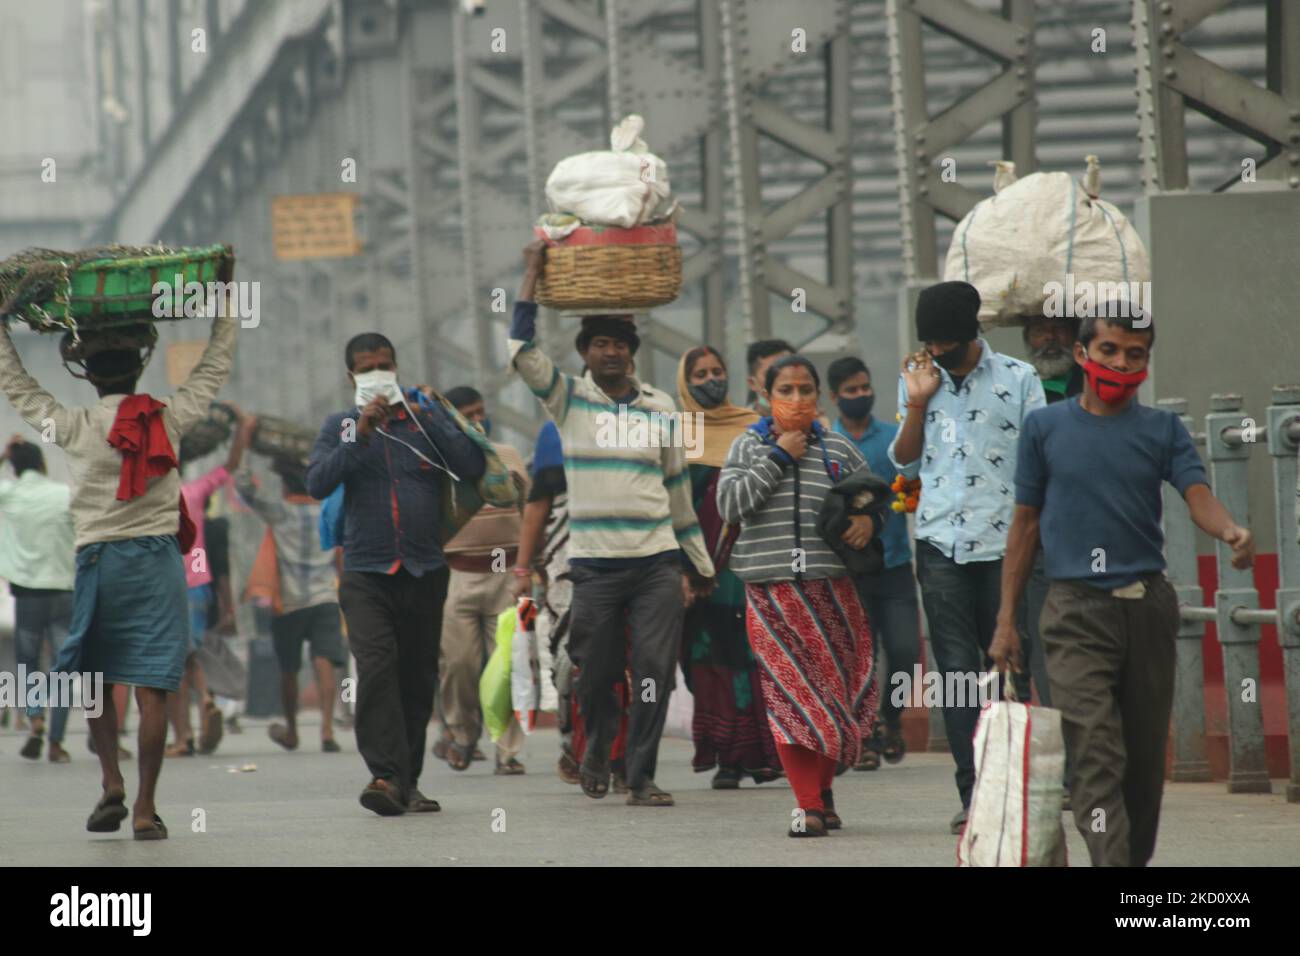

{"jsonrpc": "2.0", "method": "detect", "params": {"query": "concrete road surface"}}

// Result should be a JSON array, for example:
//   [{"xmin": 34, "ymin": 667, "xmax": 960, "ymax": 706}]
[{"xmin": 1, "ymin": 712, "xmax": 1296, "ymax": 866}]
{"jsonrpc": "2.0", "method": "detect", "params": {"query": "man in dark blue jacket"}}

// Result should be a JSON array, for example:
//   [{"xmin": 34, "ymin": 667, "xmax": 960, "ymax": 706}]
[{"xmin": 307, "ymin": 332, "xmax": 485, "ymax": 817}]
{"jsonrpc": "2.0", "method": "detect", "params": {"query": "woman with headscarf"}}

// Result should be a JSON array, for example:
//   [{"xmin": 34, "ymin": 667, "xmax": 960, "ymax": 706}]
[
  {"xmin": 676, "ymin": 347, "xmax": 783, "ymax": 790},
  {"xmin": 717, "ymin": 355, "xmax": 880, "ymax": 837}
]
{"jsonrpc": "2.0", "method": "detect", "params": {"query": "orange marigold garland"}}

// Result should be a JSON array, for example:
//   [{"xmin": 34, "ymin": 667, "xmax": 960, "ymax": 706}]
[{"xmin": 890, "ymin": 474, "xmax": 921, "ymax": 513}]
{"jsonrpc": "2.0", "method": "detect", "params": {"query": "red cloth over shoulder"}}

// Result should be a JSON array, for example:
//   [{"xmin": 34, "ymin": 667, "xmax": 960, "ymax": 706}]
[{"xmin": 107, "ymin": 394, "xmax": 196, "ymax": 554}]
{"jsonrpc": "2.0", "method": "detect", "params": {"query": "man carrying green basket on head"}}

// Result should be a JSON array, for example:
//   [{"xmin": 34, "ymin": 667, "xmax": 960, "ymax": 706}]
[{"xmin": 0, "ymin": 303, "xmax": 237, "ymax": 841}]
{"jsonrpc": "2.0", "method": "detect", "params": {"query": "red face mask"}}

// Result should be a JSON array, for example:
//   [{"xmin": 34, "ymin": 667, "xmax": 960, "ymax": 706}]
[{"xmin": 1082, "ymin": 358, "xmax": 1147, "ymax": 405}]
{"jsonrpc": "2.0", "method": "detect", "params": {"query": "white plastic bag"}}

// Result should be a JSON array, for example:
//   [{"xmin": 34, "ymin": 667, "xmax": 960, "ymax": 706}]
[
  {"xmin": 510, "ymin": 598, "xmax": 540, "ymax": 734},
  {"xmin": 943, "ymin": 162, "xmax": 1150, "ymax": 328},
  {"xmin": 957, "ymin": 699, "xmax": 1067, "ymax": 867},
  {"xmin": 544, "ymin": 114, "xmax": 672, "ymax": 228}
]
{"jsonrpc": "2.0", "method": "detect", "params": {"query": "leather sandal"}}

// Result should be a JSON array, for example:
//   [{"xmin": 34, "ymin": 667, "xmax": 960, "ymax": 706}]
[
  {"xmin": 821, "ymin": 789, "xmax": 842, "ymax": 829},
  {"xmin": 86, "ymin": 790, "xmax": 128, "ymax": 833},
  {"xmin": 789, "ymin": 808, "xmax": 828, "ymax": 838}
]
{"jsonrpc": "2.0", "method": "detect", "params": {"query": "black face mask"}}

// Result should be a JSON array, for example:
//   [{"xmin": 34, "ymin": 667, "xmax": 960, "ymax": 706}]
[
  {"xmin": 837, "ymin": 394, "xmax": 874, "ymax": 420},
  {"xmin": 688, "ymin": 378, "xmax": 728, "ymax": 409},
  {"xmin": 931, "ymin": 342, "xmax": 971, "ymax": 372}
]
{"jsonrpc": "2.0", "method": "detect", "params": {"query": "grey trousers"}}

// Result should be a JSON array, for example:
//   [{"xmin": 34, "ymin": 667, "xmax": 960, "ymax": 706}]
[
  {"xmin": 566, "ymin": 553, "xmax": 684, "ymax": 791},
  {"xmin": 1040, "ymin": 574, "xmax": 1178, "ymax": 867}
]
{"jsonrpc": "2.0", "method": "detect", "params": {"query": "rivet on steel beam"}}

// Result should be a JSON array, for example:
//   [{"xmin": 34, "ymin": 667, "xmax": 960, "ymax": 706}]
[
  {"xmin": 1160, "ymin": 23, "xmax": 1173, "ymax": 35},
  {"xmin": 1291, "ymin": 110, "xmax": 1300, "ymax": 121},
  {"xmin": 1164, "ymin": 68, "xmax": 1176, "ymax": 79},
  {"xmin": 1290, "ymin": 176, "xmax": 1300, "ymax": 188},
  {"xmin": 1291, "ymin": 132, "xmax": 1300, "ymax": 143},
  {"xmin": 918, "ymin": 186, "xmax": 929, "ymax": 196},
  {"xmin": 1289, "ymin": 153, "xmax": 1300, "ymax": 165},
  {"xmin": 1016, "ymin": 67, "xmax": 1026, "ymax": 77},
  {"xmin": 1164, "ymin": 46, "xmax": 1175, "ymax": 57},
  {"xmin": 1159, "ymin": 1, "xmax": 1172, "ymax": 11}
]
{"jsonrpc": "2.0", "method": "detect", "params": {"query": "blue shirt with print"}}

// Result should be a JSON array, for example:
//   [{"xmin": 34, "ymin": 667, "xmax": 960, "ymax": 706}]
[
  {"xmin": 887, "ymin": 339, "xmax": 1046, "ymax": 564},
  {"xmin": 833, "ymin": 415, "xmax": 911, "ymax": 569}
]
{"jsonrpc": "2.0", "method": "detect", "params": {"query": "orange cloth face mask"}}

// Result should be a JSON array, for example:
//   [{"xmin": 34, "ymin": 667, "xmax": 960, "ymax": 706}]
[{"xmin": 770, "ymin": 397, "xmax": 817, "ymax": 434}]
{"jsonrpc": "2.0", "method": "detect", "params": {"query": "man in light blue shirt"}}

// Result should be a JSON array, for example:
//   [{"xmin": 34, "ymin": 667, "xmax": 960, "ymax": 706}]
[
  {"xmin": 0, "ymin": 436, "xmax": 76, "ymax": 763},
  {"xmin": 830, "ymin": 356, "xmax": 917, "ymax": 770},
  {"xmin": 887, "ymin": 281, "xmax": 1045, "ymax": 833}
]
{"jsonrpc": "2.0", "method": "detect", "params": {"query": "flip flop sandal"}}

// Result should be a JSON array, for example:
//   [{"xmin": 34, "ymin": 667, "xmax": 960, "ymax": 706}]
[
  {"xmin": 86, "ymin": 791, "xmax": 128, "ymax": 833},
  {"xmin": 579, "ymin": 755, "xmax": 610, "ymax": 799},
  {"xmin": 446, "ymin": 741, "xmax": 473, "ymax": 772},
  {"xmin": 268, "ymin": 723, "xmax": 299, "ymax": 751},
  {"xmin": 198, "ymin": 703, "xmax": 224, "ymax": 755},
  {"xmin": 48, "ymin": 743, "xmax": 70, "ymax": 764},
  {"xmin": 820, "ymin": 789, "xmax": 842, "ymax": 829},
  {"xmin": 494, "ymin": 757, "xmax": 526, "ymax": 776},
  {"xmin": 432, "ymin": 737, "xmax": 451, "ymax": 760},
  {"xmin": 321, "ymin": 739, "xmax": 341, "ymax": 753},
  {"xmin": 556, "ymin": 750, "xmax": 581, "ymax": 785},
  {"xmin": 789, "ymin": 808, "xmax": 828, "ymax": 838},
  {"xmin": 881, "ymin": 725, "xmax": 907, "ymax": 765},
  {"xmin": 164, "ymin": 739, "xmax": 195, "ymax": 758},
  {"xmin": 711, "ymin": 767, "xmax": 741, "ymax": 790},
  {"xmin": 626, "ymin": 784, "xmax": 674, "ymax": 807},
  {"xmin": 854, "ymin": 749, "xmax": 881, "ymax": 772},
  {"xmin": 133, "ymin": 814, "xmax": 168, "ymax": 841},
  {"xmin": 20, "ymin": 734, "xmax": 44, "ymax": 760}
]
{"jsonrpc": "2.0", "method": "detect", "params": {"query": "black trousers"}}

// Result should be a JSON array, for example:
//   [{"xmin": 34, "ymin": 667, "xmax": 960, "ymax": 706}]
[
  {"xmin": 566, "ymin": 554, "xmax": 684, "ymax": 791},
  {"xmin": 339, "ymin": 567, "xmax": 449, "ymax": 797}
]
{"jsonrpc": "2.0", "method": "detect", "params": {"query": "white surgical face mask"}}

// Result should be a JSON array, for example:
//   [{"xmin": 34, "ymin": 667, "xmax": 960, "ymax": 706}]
[{"xmin": 353, "ymin": 369, "xmax": 403, "ymax": 409}]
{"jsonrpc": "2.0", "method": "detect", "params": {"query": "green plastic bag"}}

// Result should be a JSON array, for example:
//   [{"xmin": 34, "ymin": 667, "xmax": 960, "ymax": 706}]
[{"xmin": 479, "ymin": 607, "xmax": 516, "ymax": 742}]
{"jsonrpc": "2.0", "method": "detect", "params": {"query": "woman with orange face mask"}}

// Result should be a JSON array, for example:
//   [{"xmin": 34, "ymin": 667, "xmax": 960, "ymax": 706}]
[{"xmin": 716, "ymin": 356, "xmax": 881, "ymax": 838}]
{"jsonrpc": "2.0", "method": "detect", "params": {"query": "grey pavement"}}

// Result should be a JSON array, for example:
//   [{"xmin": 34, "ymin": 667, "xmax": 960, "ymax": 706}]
[{"xmin": 1, "ymin": 711, "xmax": 1297, "ymax": 866}]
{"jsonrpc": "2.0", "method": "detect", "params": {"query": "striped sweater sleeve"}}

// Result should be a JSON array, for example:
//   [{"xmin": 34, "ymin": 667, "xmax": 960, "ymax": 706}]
[
  {"xmin": 662, "ymin": 438, "xmax": 714, "ymax": 578},
  {"xmin": 717, "ymin": 431, "xmax": 787, "ymax": 525},
  {"xmin": 508, "ymin": 300, "xmax": 572, "ymax": 425}
]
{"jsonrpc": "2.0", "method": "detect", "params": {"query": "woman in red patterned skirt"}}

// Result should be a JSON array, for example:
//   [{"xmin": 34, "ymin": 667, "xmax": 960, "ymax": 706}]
[{"xmin": 717, "ymin": 356, "xmax": 880, "ymax": 837}]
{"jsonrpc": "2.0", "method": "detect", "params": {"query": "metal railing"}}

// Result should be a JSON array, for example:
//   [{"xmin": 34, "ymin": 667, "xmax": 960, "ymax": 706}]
[{"xmin": 1159, "ymin": 386, "xmax": 1300, "ymax": 801}]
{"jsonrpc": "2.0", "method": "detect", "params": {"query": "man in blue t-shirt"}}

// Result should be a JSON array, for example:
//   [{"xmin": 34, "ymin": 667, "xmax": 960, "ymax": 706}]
[
  {"xmin": 990, "ymin": 306, "xmax": 1254, "ymax": 867},
  {"xmin": 830, "ymin": 356, "xmax": 918, "ymax": 770}
]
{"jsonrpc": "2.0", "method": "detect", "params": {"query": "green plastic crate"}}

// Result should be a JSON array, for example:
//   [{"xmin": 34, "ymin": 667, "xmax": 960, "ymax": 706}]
[{"xmin": 0, "ymin": 243, "xmax": 235, "ymax": 332}]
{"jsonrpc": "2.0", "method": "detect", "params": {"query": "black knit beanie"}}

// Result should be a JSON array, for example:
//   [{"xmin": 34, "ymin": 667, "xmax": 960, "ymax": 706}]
[
  {"xmin": 575, "ymin": 315, "xmax": 639, "ymax": 355},
  {"xmin": 916, "ymin": 281, "xmax": 981, "ymax": 343}
]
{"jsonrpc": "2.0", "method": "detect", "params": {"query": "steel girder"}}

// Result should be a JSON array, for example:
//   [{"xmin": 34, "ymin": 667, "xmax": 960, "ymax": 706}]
[
  {"xmin": 719, "ymin": 0, "xmax": 855, "ymax": 346},
  {"xmin": 604, "ymin": 0, "xmax": 729, "ymax": 379},
  {"xmin": 102, "ymin": 0, "xmax": 336, "ymax": 243},
  {"xmin": 1134, "ymin": 0, "xmax": 1300, "ymax": 193},
  {"xmin": 886, "ymin": 0, "xmax": 1037, "ymax": 282},
  {"xmin": 451, "ymin": 0, "xmax": 612, "ymax": 441}
]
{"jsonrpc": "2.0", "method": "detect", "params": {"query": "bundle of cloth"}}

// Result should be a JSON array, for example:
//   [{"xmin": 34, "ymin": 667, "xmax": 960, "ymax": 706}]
[
  {"xmin": 537, "ymin": 114, "xmax": 676, "ymax": 239},
  {"xmin": 943, "ymin": 156, "xmax": 1151, "ymax": 329}
]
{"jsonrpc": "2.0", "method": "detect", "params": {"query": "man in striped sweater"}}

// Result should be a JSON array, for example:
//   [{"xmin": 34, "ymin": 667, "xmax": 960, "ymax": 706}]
[{"xmin": 508, "ymin": 240, "xmax": 715, "ymax": 807}]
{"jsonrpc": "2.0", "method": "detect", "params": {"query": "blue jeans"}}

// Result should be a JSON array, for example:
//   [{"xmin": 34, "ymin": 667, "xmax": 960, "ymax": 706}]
[
  {"xmin": 854, "ymin": 561, "xmax": 921, "ymax": 730},
  {"xmin": 914, "ymin": 541, "xmax": 1030, "ymax": 807},
  {"xmin": 15, "ymin": 590, "xmax": 75, "ymax": 744}
]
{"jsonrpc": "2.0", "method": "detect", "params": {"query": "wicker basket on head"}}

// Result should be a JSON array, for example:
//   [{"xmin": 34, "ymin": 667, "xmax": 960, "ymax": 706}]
[
  {"xmin": 535, "ymin": 222, "xmax": 681, "ymax": 313},
  {"xmin": 251, "ymin": 416, "xmax": 314, "ymax": 466},
  {"xmin": 180, "ymin": 402, "xmax": 238, "ymax": 462}
]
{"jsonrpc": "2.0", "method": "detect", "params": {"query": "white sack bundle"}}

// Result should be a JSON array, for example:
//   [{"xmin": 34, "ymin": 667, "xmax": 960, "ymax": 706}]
[
  {"xmin": 544, "ymin": 115, "xmax": 672, "ymax": 229},
  {"xmin": 943, "ymin": 158, "xmax": 1151, "ymax": 328}
]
